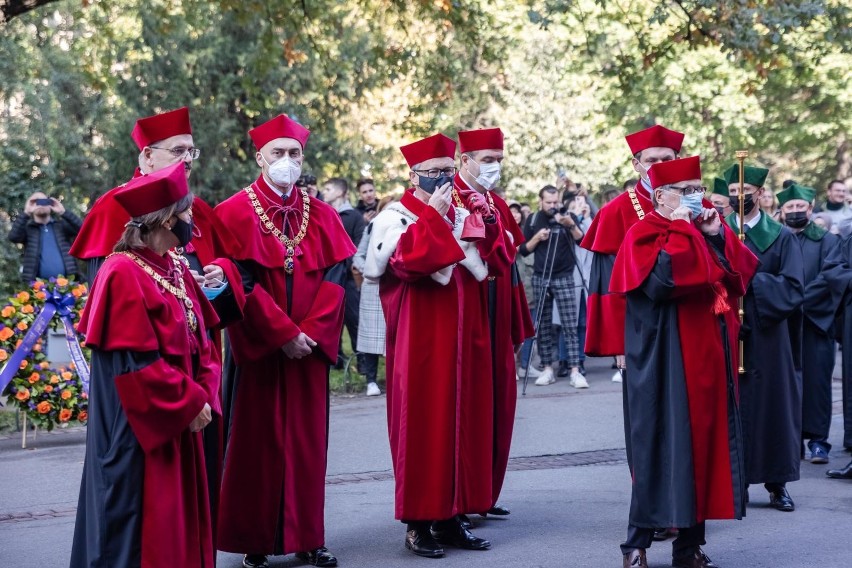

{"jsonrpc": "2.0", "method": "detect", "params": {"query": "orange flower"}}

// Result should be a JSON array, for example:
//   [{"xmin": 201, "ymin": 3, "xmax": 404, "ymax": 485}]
[
  {"xmin": 69, "ymin": 362, "xmax": 76, "ymax": 370},
  {"xmin": 15, "ymin": 339, "xmax": 22, "ymax": 348},
  {"xmin": 72, "ymin": 288, "xmax": 83, "ymax": 298},
  {"xmin": 50, "ymin": 375, "xmax": 59, "ymax": 384},
  {"xmin": 32, "ymin": 281, "xmax": 44, "ymax": 291},
  {"xmin": 59, "ymin": 409, "xmax": 72, "ymax": 422},
  {"xmin": 0, "ymin": 328, "xmax": 11, "ymax": 341},
  {"xmin": 37, "ymin": 401, "xmax": 51, "ymax": 414},
  {"xmin": 15, "ymin": 389, "xmax": 30, "ymax": 401},
  {"xmin": 56, "ymin": 277, "xmax": 69, "ymax": 287},
  {"xmin": 39, "ymin": 361, "xmax": 49, "ymax": 369},
  {"xmin": 61, "ymin": 371, "xmax": 73, "ymax": 380},
  {"xmin": 35, "ymin": 291, "xmax": 46, "ymax": 300},
  {"xmin": 44, "ymin": 385, "xmax": 53, "ymax": 393},
  {"xmin": 0, "ymin": 349, "xmax": 7, "ymax": 361},
  {"xmin": 75, "ymin": 284, "xmax": 87, "ymax": 294},
  {"xmin": 1, "ymin": 306, "xmax": 15, "ymax": 318},
  {"xmin": 77, "ymin": 411, "xmax": 88, "ymax": 422},
  {"xmin": 28, "ymin": 372, "xmax": 40, "ymax": 384},
  {"xmin": 16, "ymin": 321, "xmax": 27, "ymax": 331},
  {"xmin": 33, "ymin": 344, "xmax": 41, "ymax": 352},
  {"xmin": 16, "ymin": 292, "xmax": 30, "ymax": 303},
  {"xmin": 61, "ymin": 390, "xmax": 72, "ymax": 400},
  {"xmin": 19, "ymin": 360, "xmax": 28, "ymax": 370},
  {"xmin": 21, "ymin": 305, "xmax": 34, "ymax": 314}
]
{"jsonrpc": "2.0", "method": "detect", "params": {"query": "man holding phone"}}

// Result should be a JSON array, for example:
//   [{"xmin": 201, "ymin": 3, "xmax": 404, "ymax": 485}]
[{"xmin": 8, "ymin": 191, "xmax": 83, "ymax": 282}]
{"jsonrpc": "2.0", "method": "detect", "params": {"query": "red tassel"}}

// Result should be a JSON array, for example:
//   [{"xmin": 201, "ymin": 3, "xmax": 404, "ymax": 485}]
[{"xmin": 711, "ymin": 282, "xmax": 730, "ymax": 315}]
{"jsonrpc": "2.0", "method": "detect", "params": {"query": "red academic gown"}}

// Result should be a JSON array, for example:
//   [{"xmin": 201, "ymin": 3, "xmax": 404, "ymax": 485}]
[
  {"xmin": 611, "ymin": 214, "xmax": 758, "ymax": 525},
  {"xmin": 580, "ymin": 183, "xmax": 654, "ymax": 356},
  {"xmin": 71, "ymin": 247, "xmax": 222, "ymax": 568},
  {"xmin": 452, "ymin": 178, "xmax": 534, "ymax": 507},
  {"xmin": 215, "ymin": 176, "xmax": 355, "ymax": 555},
  {"xmin": 377, "ymin": 190, "xmax": 494, "ymax": 520}
]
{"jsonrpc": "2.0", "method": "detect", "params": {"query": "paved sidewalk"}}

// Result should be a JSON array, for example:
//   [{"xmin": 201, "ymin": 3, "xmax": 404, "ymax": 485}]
[{"xmin": 0, "ymin": 356, "xmax": 848, "ymax": 567}]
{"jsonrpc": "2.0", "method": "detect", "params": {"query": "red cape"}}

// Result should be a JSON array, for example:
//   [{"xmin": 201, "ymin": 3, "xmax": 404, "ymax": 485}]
[
  {"xmin": 215, "ymin": 176, "xmax": 355, "ymax": 554},
  {"xmin": 611, "ymin": 212, "xmax": 758, "ymax": 521}
]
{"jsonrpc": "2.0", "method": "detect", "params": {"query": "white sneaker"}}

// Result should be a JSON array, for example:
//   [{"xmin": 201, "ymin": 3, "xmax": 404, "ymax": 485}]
[
  {"xmin": 518, "ymin": 365, "xmax": 541, "ymax": 378},
  {"xmin": 611, "ymin": 370, "xmax": 623, "ymax": 383},
  {"xmin": 366, "ymin": 382, "xmax": 381, "ymax": 396},
  {"xmin": 569, "ymin": 370, "xmax": 589, "ymax": 389},
  {"xmin": 534, "ymin": 367, "xmax": 556, "ymax": 386}
]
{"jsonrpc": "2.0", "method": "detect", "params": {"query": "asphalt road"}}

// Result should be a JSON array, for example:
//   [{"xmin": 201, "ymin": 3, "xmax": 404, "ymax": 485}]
[{"xmin": 1, "ymin": 356, "xmax": 848, "ymax": 568}]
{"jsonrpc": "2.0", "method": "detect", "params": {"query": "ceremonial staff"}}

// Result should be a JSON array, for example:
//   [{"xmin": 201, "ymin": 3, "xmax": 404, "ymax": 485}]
[{"xmin": 736, "ymin": 150, "xmax": 748, "ymax": 374}]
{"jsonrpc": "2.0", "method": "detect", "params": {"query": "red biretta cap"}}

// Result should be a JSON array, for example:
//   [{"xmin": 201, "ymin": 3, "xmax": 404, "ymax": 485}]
[
  {"xmin": 249, "ymin": 114, "xmax": 310, "ymax": 151},
  {"xmin": 399, "ymin": 133, "xmax": 457, "ymax": 168},
  {"xmin": 458, "ymin": 127, "xmax": 504, "ymax": 153},
  {"xmin": 625, "ymin": 125, "xmax": 684, "ymax": 155},
  {"xmin": 114, "ymin": 162, "xmax": 189, "ymax": 217},
  {"xmin": 647, "ymin": 156, "xmax": 702, "ymax": 190},
  {"xmin": 131, "ymin": 107, "xmax": 192, "ymax": 150}
]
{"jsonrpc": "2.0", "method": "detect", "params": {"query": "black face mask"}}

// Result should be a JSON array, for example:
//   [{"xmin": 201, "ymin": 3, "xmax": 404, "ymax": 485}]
[
  {"xmin": 730, "ymin": 194, "xmax": 756, "ymax": 216},
  {"xmin": 418, "ymin": 175, "xmax": 454, "ymax": 194},
  {"xmin": 714, "ymin": 206, "xmax": 727, "ymax": 218},
  {"xmin": 171, "ymin": 217, "xmax": 193, "ymax": 247},
  {"xmin": 784, "ymin": 211, "xmax": 809, "ymax": 229}
]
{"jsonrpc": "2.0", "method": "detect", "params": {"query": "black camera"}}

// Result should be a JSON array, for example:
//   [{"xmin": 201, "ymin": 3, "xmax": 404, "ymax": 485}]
[{"xmin": 296, "ymin": 174, "xmax": 317, "ymax": 188}]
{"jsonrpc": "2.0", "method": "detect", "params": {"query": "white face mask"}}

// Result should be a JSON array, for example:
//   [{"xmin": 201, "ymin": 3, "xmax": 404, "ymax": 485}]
[
  {"xmin": 263, "ymin": 155, "xmax": 302, "ymax": 188},
  {"xmin": 469, "ymin": 158, "xmax": 501, "ymax": 190}
]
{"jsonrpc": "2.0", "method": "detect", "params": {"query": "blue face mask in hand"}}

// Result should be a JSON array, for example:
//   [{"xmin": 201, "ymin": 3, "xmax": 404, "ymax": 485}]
[{"xmin": 202, "ymin": 279, "xmax": 228, "ymax": 301}]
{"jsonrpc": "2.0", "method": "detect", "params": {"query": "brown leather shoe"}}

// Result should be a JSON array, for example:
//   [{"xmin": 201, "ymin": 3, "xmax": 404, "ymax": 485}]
[
  {"xmin": 623, "ymin": 548, "xmax": 648, "ymax": 568},
  {"xmin": 672, "ymin": 548, "xmax": 719, "ymax": 568}
]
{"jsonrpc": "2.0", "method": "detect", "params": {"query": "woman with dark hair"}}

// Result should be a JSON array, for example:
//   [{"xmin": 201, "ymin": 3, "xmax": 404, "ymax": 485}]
[{"xmin": 71, "ymin": 162, "xmax": 221, "ymax": 568}]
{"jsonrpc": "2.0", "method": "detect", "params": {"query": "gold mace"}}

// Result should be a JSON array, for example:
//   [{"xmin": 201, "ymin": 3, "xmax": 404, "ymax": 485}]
[{"xmin": 736, "ymin": 150, "xmax": 749, "ymax": 374}]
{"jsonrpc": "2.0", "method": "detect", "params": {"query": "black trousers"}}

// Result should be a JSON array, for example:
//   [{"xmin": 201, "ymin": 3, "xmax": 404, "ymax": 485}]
[
  {"xmin": 338, "ymin": 277, "xmax": 363, "ymax": 367},
  {"xmin": 361, "ymin": 353, "xmax": 379, "ymax": 382},
  {"xmin": 620, "ymin": 522, "xmax": 705, "ymax": 557}
]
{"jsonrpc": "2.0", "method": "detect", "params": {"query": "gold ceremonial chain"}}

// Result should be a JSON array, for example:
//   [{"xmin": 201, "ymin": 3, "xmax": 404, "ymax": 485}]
[
  {"xmin": 627, "ymin": 187, "xmax": 645, "ymax": 220},
  {"xmin": 112, "ymin": 251, "xmax": 198, "ymax": 333},
  {"xmin": 245, "ymin": 186, "xmax": 311, "ymax": 274},
  {"xmin": 452, "ymin": 188, "xmax": 496, "ymax": 212}
]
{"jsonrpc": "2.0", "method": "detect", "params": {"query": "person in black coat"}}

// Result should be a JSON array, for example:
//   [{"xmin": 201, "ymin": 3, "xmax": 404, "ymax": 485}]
[{"xmin": 8, "ymin": 191, "xmax": 83, "ymax": 282}]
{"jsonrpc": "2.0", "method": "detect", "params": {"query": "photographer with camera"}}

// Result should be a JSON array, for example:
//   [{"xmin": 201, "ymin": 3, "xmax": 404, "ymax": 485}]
[
  {"xmin": 296, "ymin": 172, "xmax": 319, "ymax": 199},
  {"xmin": 9, "ymin": 191, "xmax": 83, "ymax": 282},
  {"xmin": 519, "ymin": 185, "xmax": 587, "ymax": 388}
]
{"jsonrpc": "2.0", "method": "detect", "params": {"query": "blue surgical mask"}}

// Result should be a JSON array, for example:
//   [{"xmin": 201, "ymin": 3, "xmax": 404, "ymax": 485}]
[{"xmin": 680, "ymin": 192, "xmax": 704, "ymax": 219}]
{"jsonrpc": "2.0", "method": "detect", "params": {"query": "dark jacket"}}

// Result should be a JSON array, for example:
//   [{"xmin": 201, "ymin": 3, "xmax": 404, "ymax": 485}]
[
  {"xmin": 8, "ymin": 211, "xmax": 84, "ymax": 282},
  {"xmin": 336, "ymin": 203, "xmax": 366, "ymax": 270}
]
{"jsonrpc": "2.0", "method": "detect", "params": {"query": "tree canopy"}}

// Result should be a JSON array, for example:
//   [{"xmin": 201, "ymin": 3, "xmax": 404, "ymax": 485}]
[{"xmin": 0, "ymin": 0, "xmax": 849, "ymax": 293}]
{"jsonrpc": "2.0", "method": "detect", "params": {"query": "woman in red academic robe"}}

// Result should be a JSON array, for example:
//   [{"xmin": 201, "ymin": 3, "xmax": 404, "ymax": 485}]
[{"xmin": 70, "ymin": 162, "xmax": 221, "ymax": 568}]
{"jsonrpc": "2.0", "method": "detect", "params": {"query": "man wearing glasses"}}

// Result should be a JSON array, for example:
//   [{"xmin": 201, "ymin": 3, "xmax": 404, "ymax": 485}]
[
  {"xmin": 612, "ymin": 156, "xmax": 758, "ymax": 568},
  {"xmin": 71, "ymin": 107, "xmax": 236, "ymax": 293},
  {"xmin": 454, "ymin": 128, "xmax": 533, "ymax": 521},
  {"xmin": 725, "ymin": 164, "xmax": 805, "ymax": 514}
]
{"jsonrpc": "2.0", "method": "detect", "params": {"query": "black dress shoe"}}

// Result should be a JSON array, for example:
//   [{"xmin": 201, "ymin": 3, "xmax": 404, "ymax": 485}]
[
  {"xmin": 405, "ymin": 527, "xmax": 445, "ymax": 558},
  {"xmin": 295, "ymin": 547, "xmax": 338, "ymax": 567},
  {"xmin": 479, "ymin": 505, "xmax": 510, "ymax": 517},
  {"xmin": 458, "ymin": 514, "xmax": 473, "ymax": 529},
  {"xmin": 653, "ymin": 527, "xmax": 678, "ymax": 541},
  {"xmin": 767, "ymin": 487, "xmax": 795, "ymax": 512},
  {"xmin": 243, "ymin": 555, "xmax": 269, "ymax": 568},
  {"xmin": 826, "ymin": 459, "xmax": 852, "ymax": 479},
  {"xmin": 672, "ymin": 548, "xmax": 718, "ymax": 568},
  {"xmin": 431, "ymin": 519, "xmax": 491, "ymax": 550},
  {"xmin": 623, "ymin": 549, "xmax": 648, "ymax": 568}
]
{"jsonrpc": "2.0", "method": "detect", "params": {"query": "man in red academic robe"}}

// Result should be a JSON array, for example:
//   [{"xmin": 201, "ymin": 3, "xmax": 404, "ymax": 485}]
[
  {"xmin": 71, "ymin": 162, "xmax": 222, "ymax": 568},
  {"xmin": 215, "ymin": 114, "xmax": 354, "ymax": 568},
  {"xmin": 611, "ymin": 157, "xmax": 758, "ymax": 568},
  {"xmin": 580, "ymin": 125, "xmax": 684, "ymax": 372},
  {"xmin": 69, "ymin": 107, "xmax": 239, "ymax": 291},
  {"xmin": 455, "ymin": 127, "xmax": 534, "ymax": 518},
  {"xmin": 363, "ymin": 133, "xmax": 495, "ymax": 558}
]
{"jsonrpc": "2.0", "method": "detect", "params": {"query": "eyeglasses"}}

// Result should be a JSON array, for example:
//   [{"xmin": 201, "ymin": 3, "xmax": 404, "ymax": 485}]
[
  {"xmin": 412, "ymin": 167, "xmax": 457, "ymax": 178},
  {"xmin": 150, "ymin": 146, "xmax": 201, "ymax": 160},
  {"xmin": 666, "ymin": 185, "xmax": 706, "ymax": 196}
]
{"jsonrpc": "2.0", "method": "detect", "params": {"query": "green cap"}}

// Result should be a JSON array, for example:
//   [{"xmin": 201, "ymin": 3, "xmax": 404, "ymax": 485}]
[
  {"xmin": 777, "ymin": 183, "xmax": 816, "ymax": 205},
  {"xmin": 712, "ymin": 177, "xmax": 729, "ymax": 197},
  {"xmin": 723, "ymin": 164, "xmax": 769, "ymax": 188}
]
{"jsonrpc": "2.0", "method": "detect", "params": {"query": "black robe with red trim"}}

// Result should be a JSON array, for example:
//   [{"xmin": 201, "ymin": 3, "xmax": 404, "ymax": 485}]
[
  {"xmin": 71, "ymin": 247, "xmax": 221, "ymax": 568},
  {"xmin": 214, "ymin": 176, "xmax": 355, "ymax": 555},
  {"xmin": 452, "ymin": 177, "xmax": 534, "ymax": 508},
  {"xmin": 611, "ymin": 212, "xmax": 758, "ymax": 528},
  {"xmin": 580, "ymin": 182, "xmax": 653, "ymax": 356}
]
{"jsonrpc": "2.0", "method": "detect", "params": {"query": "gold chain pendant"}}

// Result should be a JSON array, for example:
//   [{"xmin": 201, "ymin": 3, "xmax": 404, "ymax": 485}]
[
  {"xmin": 627, "ymin": 187, "xmax": 645, "ymax": 220},
  {"xmin": 245, "ymin": 186, "xmax": 310, "ymax": 274}
]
